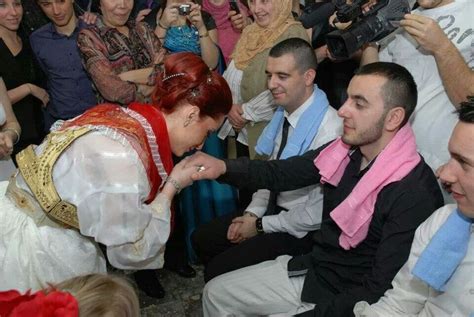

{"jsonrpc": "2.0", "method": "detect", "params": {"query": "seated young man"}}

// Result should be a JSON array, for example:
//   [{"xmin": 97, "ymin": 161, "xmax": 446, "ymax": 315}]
[
  {"xmin": 192, "ymin": 38, "xmax": 342, "ymax": 282},
  {"xmin": 354, "ymin": 98, "xmax": 474, "ymax": 317},
  {"xmin": 186, "ymin": 62, "xmax": 444, "ymax": 316}
]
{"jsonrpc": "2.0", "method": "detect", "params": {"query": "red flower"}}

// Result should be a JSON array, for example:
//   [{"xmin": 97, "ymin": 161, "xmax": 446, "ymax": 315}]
[{"xmin": 0, "ymin": 289, "xmax": 78, "ymax": 317}]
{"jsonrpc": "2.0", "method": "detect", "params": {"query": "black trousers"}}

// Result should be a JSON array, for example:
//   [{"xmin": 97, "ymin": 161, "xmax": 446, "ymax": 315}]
[{"xmin": 191, "ymin": 210, "xmax": 314, "ymax": 282}]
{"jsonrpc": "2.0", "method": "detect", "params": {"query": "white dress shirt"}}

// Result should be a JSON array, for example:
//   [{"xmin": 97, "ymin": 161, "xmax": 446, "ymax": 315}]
[
  {"xmin": 354, "ymin": 204, "xmax": 474, "ymax": 317},
  {"xmin": 246, "ymin": 91, "xmax": 343, "ymax": 238}
]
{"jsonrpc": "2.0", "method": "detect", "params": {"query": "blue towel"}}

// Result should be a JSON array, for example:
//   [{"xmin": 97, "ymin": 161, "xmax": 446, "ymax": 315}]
[
  {"xmin": 255, "ymin": 86, "xmax": 329, "ymax": 159},
  {"xmin": 412, "ymin": 208, "xmax": 473, "ymax": 291}
]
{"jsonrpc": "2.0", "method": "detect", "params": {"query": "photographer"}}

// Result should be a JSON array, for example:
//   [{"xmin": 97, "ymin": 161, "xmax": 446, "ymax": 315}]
[
  {"xmin": 360, "ymin": 0, "xmax": 474, "ymax": 197},
  {"xmin": 297, "ymin": 0, "xmax": 360, "ymax": 108},
  {"xmin": 154, "ymin": 0, "xmax": 220, "ymax": 69}
]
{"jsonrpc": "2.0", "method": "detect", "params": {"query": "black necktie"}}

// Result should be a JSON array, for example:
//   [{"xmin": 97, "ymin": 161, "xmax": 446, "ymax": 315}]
[{"xmin": 265, "ymin": 118, "xmax": 290, "ymax": 215}]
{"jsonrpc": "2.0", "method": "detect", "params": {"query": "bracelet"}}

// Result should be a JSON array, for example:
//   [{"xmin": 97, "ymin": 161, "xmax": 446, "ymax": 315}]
[
  {"xmin": 199, "ymin": 30, "xmax": 209, "ymax": 38},
  {"xmin": 165, "ymin": 175, "xmax": 181, "ymax": 194},
  {"xmin": 3, "ymin": 128, "xmax": 20, "ymax": 145},
  {"xmin": 158, "ymin": 21, "xmax": 168, "ymax": 30}
]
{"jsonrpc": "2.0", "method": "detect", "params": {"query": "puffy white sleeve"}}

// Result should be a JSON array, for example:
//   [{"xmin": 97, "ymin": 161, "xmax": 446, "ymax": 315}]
[{"xmin": 48, "ymin": 131, "xmax": 170, "ymax": 270}]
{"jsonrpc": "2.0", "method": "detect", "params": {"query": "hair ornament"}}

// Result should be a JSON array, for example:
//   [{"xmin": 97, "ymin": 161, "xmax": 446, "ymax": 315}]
[
  {"xmin": 163, "ymin": 72, "xmax": 186, "ymax": 82},
  {"xmin": 206, "ymin": 74, "xmax": 212, "ymax": 84},
  {"xmin": 190, "ymin": 88, "xmax": 199, "ymax": 98}
]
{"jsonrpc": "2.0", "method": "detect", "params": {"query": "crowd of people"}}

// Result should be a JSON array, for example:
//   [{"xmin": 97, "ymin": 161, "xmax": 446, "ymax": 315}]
[{"xmin": 0, "ymin": 0, "xmax": 473, "ymax": 316}]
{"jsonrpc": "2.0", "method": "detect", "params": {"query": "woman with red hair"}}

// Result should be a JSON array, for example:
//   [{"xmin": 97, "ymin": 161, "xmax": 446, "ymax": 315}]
[{"xmin": 0, "ymin": 53, "xmax": 232, "ymax": 292}]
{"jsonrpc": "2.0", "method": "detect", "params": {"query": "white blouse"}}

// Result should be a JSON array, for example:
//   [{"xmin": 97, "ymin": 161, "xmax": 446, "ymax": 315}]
[{"xmin": 14, "ymin": 126, "xmax": 172, "ymax": 270}]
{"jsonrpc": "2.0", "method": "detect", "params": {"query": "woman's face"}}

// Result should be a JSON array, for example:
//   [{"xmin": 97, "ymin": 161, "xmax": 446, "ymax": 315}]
[
  {"xmin": 248, "ymin": 0, "xmax": 275, "ymax": 28},
  {"xmin": 171, "ymin": 105, "xmax": 224, "ymax": 156},
  {"xmin": 100, "ymin": 0, "xmax": 133, "ymax": 28},
  {"xmin": 0, "ymin": 0, "xmax": 22, "ymax": 32}
]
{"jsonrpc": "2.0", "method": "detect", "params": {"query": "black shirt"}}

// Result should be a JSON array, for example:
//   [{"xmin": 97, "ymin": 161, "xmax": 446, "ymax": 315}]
[
  {"xmin": 219, "ymin": 146, "xmax": 443, "ymax": 317},
  {"xmin": 0, "ymin": 37, "xmax": 45, "ymax": 156}
]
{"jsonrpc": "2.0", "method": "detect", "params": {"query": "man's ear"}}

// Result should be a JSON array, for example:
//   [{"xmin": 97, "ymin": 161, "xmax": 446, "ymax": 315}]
[
  {"xmin": 304, "ymin": 69, "xmax": 316, "ymax": 86},
  {"xmin": 385, "ymin": 106, "xmax": 406, "ymax": 132}
]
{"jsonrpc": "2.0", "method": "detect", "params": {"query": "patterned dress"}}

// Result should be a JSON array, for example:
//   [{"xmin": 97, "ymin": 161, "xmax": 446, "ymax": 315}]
[{"xmin": 77, "ymin": 18, "xmax": 163, "ymax": 105}]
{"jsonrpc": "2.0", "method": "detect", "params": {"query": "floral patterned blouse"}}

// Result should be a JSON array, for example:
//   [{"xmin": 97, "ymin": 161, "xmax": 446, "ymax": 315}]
[{"xmin": 78, "ymin": 18, "xmax": 163, "ymax": 105}]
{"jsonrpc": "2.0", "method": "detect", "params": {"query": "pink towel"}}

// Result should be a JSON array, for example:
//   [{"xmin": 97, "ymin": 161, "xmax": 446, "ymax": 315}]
[{"xmin": 314, "ymin": 124, "xmax": 421, "ymax": 250}]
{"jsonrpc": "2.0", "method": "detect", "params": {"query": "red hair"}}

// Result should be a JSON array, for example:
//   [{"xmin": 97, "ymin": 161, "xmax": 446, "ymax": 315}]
[{"xmin": 152, "ymin": 53, "xmax": 232, "ymax": 119}]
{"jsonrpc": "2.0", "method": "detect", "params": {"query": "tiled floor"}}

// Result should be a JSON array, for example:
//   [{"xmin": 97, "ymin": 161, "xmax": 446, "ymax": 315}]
[{"xmin": 121, "ymin": 266, "xmax": 205, "ymax": 316}]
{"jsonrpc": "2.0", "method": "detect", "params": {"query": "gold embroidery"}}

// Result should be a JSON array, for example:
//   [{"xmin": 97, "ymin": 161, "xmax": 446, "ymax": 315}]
[{"xmin": 16, "ymin": 127, "xmax": 91, "ymax": 229}]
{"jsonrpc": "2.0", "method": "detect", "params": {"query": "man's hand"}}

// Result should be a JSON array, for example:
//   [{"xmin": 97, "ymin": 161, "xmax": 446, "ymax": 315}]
[
  {"xmin": 227, "ymin": 221, "xmax": 244, "ymax": 243},
  {"xmin": 231, "ymin": 215, "xmax": 258, "ymax": 240},
  {"xmin": 401, "ymin": 13, "xmax": 450, "ymax": 54},
  {"xmin": 227, "ymin": 212, "xmax": 257, "ymax": 243},
  {"xmin": 228, "ymin": 10, "xmax": 247, "ymax": 32},
  {"xmin": 228, "ymin": 103, "xmax": 247, "ymax": 131},
  {"xmin": 184, "ymin": 151, "xmax": 227, "ymax": 181}
]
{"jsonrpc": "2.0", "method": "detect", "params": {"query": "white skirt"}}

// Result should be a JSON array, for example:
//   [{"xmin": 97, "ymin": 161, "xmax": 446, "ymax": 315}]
[{"xmin": 0, "ymin": 181, "xmax": 106, "ymax": 292}]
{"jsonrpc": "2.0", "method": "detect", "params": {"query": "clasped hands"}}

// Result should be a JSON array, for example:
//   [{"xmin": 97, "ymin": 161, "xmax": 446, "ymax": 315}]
[
  {"xmin": 167, "ymin": 151, "xmax": 226, "ymax": 194},
  {"xmin": 227, "ymin": 213, "xmax": 258, "ymax": 243}
]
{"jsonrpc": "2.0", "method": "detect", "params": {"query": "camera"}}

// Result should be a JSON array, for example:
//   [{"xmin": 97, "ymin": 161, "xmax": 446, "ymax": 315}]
[
  {"xmin": 178, "ymin": 4, "xmax": 191, "ymax": 15},
  {"xmin": 326, "ymin": 0, "xmax": 411, "ymax": 59},
  {"xmin": 229, "ymin": 0, "xmax": 240, "ymax": 14}
]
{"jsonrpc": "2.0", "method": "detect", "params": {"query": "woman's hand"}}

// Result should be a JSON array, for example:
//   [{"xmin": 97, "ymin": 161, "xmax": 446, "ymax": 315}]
[
  {"xmin": 160, "ymin": 4, "xmax": 179, "ymax": 28},
  {"xmin": 170, "ymin": 159, "xmax": 198, "ymax": 188},
  {"xmin": 28, "ymin": 84, "xmax": 49, "ymax": 107},
  {"xmin": 228, "ymin": 10, "xmax": 249, "ymax": 32},
  {"xmin": 0, "ymin": 132, "xmax": 14, "ymax": 159},
  {"xmin": 161, "ymin": 158, "xmax": 199, "ymax": 198},
  {"xmin": 188, "ymin": 3, "xmax": 205, "ymax": 32},
  {"xmin": 80, "ymin": 11, "xmax": 98, "ymax": 25},
  {"xmin": 136, "ymin": 8, "xmax": 152, "ymax": 22}
]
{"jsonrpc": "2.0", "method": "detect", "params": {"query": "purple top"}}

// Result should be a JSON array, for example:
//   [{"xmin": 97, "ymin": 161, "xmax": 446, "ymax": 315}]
[{"xmin": 202, "ymin": 0, "xmax": 250, "ymax": 64}]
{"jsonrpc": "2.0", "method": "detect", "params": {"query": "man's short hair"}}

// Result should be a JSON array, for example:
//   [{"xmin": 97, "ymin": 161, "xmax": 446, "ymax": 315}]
[
  {"xmin": 269, "ymin": 38, "xmax": 318, "ymax": 73},
  {"xmin": 356, "ymin": 62, "xmax": 418, "ymax": 127},
  {"xmin": 458, "ymin": 96, "xmax": 474, "ymax": 123}
]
